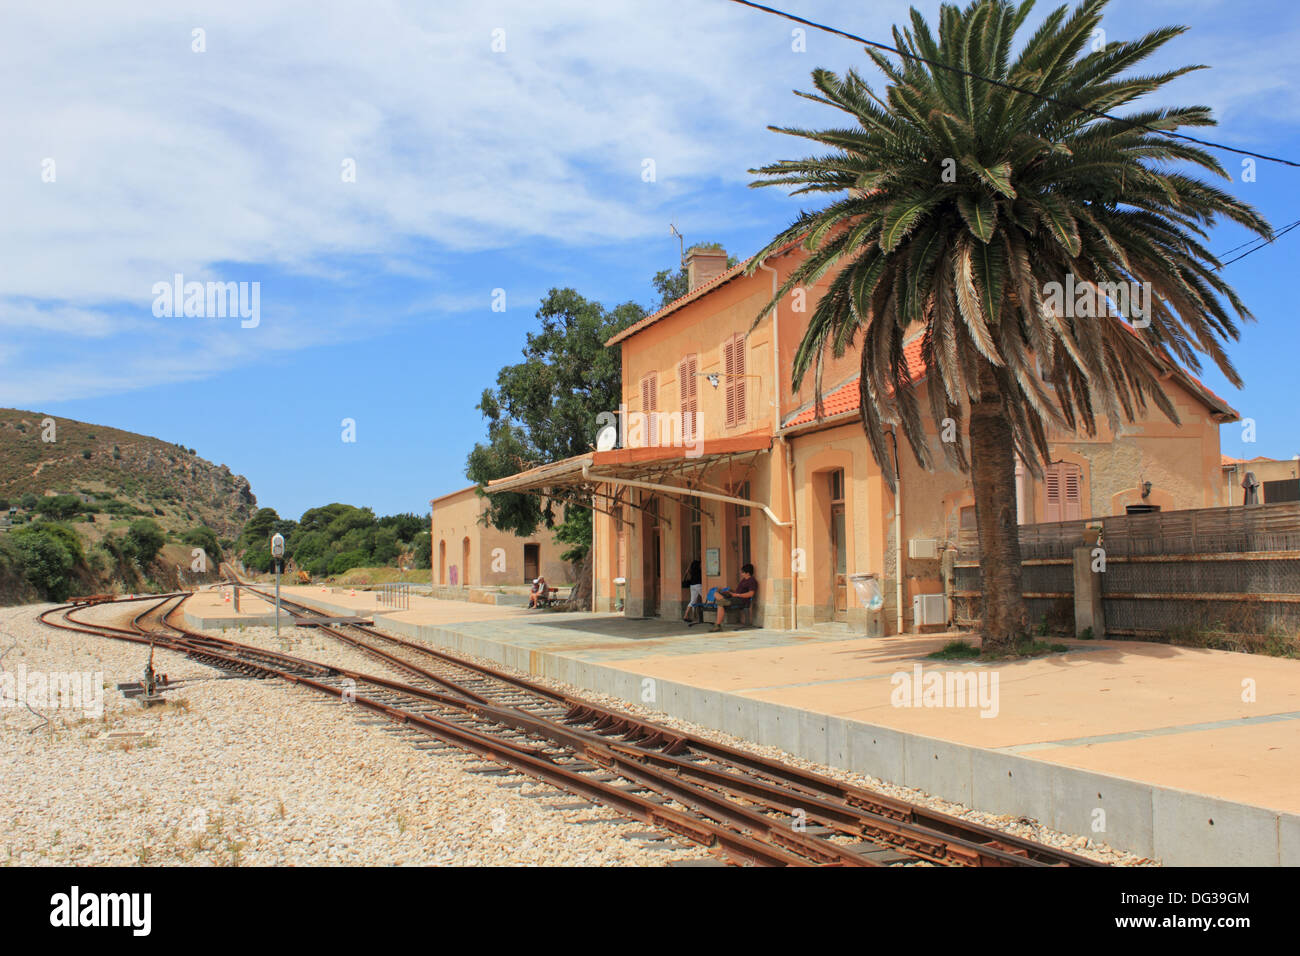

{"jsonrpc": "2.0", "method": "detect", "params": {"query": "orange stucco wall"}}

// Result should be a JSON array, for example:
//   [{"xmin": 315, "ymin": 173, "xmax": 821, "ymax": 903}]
[{"xmin": 430, "ymin": 487, "xmax": 573, "ymax": 589}]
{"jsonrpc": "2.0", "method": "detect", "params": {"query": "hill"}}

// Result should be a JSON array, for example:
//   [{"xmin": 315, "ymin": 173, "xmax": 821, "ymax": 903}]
[{"xmin": 0, "ymin": 408, "xmax": 256, "ymax": 540}]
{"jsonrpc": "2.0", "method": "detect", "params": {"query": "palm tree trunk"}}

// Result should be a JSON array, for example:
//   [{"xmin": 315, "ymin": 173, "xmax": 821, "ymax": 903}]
[{"xmin": 968, "ymin": 361, "xmax": 1027, "ymax": 652}]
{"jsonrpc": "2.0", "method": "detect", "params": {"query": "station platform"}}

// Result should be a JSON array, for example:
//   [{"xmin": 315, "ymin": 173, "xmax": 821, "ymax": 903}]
[
  {"xmin": 209, "ymin": 585, "xmax": 1300, "ymax": 866},
  {"xmin": 183, "ymin": 585, "xmax": 295, "ymax": 628}
]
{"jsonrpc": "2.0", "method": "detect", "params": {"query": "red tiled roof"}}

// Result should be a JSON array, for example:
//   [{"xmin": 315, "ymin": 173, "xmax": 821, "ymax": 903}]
[
  {"xmin": 781, "ymin": 332, "xmax": 1237, "ymax": 431},
  {"xmin": 782, "ymin": 338, "xmax": 926, "ymax": 428},
  {"xmin": 1222, "ymin": 454, "xmax": 1281, "ymax": 467},
  {"xmin": 604, "ymin": 238, "xmax": 803, "ymax": 348}
]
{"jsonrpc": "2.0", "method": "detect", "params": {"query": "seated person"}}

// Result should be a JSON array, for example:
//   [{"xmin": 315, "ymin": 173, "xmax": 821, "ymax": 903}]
[
  {"xmin": 712, "ymin": 564, "xmax": 757, "ymax": 631},
  {"xmin": 528, "ymin": 576, "xmax": 547, "ymax": 608}
]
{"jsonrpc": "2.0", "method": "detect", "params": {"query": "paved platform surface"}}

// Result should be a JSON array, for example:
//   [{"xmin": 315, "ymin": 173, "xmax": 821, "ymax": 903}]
[
  {"xmin": 212, "ymin": 586, "xmax": 1300, "ymax": 865},
  {"xmin": 184, "ymin": 585, "xmax": 294, "ymax": 627}
]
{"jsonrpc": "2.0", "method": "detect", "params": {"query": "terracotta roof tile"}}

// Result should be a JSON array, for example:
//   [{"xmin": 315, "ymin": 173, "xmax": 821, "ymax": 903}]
[
  {"xmin": 604, "ymin": 238, "xmax": 804, "ymax": 348},
  {"xmin": 782, "ymin": 338, "xmax": 926, "ymax": 428}
]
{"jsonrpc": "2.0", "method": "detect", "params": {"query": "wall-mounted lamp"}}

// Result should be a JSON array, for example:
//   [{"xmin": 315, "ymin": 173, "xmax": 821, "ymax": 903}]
[
  {"xmin": 1141, "ymin": 481, "xmax": 1152, "ymax": 499},
  {"xmin": 697, "ymin": 372, "xmax": 762, "ymax": 389}
]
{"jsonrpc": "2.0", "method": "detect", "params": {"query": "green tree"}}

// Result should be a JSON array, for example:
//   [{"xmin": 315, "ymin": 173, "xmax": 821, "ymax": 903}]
[
  {"xmin": 36, "ymin": 494, "xmax": 81, "ymax": 520},
  {"xmin": 409, "ymin": 531, "xmax": 432, "ymax": 570},
  {"xmin": 19, "ymin": 493, "xmax": 38, "ymax": 511},
  {"xmin": 747, "ymin": 0, "xmax": 1269, "ymax": 652},
  {"xmin": 127, "ymin": 518, "xmax": 166, "ymax": 566},
  {"xmin": 378, "ymin": 512, "xmax": 424, "ymax": 541},
  {"xmin": 466, "ymin": 288, "xmax": 642, "ymax": 602}
]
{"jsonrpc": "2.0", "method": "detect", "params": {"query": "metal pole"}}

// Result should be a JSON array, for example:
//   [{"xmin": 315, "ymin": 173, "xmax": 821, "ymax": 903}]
[{"xmin": 275, "ymin": 560, "xmax": 281, "ymax": 637}]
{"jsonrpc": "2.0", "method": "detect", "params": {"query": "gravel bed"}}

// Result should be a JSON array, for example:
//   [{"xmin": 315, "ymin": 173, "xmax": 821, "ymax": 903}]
[{"xmin": 0, "ymin": 603, "xmax": 713, "ymax": 866}]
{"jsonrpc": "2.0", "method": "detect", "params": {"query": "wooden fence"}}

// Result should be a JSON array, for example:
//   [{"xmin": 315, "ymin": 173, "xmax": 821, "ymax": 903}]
[{"xmin": 954, "ymin": 502, "xmax": 1300, "ymax": 637}]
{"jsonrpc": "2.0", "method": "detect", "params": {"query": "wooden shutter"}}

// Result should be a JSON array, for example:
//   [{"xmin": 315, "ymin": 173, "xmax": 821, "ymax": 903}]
[
  {"xmin": 1044, "ymin": 467, "xmax": 1061, "ymax": 522},
  {"xmin": 734, "ymin": 336, "xmax": 746, "ymax": 423},
  {"xmin": 723, "ymin": 335, "xmax": 745, "ymax": 427},
  {"xmin": 1045, "ymin": 463, "xmax": 1082, "ymax": 522},
  {"xmin": 1063, "ymin": 466, "xmax": 1082, "ymax": 521},
  {"xmin": 723, "ymin": 339, "xmax": 737, "ymax": 427},
  {"xmin": 640, "ymin": 372, "xmax": 658, "ymax": 445},
  {"xmin": 678, "ymin": 355, "xmax": 697, "ymax": 441}
]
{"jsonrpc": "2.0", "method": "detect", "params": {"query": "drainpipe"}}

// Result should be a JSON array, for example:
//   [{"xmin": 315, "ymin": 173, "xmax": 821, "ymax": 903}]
[
  {"xmin": 757, "ymin": 260, "xmax": 781, "ymax": 435},
  {"xmin": 781, "ymin": 435, "xmax": 798, "ymax": 631},
  {"xmin": 580, "ymin": 463, "xmax": 791, "ymax": 527},
  {"xmin": 888, "ymin": 428, "xmax": 904, "ymax": 635}
]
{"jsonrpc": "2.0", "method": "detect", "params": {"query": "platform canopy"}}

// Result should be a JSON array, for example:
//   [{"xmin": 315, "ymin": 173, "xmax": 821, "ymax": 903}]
[{"xmin": 485, "ymin": 433, "xmax": 774, "ymax": 528}]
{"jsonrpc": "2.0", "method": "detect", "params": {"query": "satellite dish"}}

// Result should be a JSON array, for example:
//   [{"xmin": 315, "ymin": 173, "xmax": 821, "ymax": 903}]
[{"xmin": 595, "ymin": 425, "xmax": 618, "ymax": 452}]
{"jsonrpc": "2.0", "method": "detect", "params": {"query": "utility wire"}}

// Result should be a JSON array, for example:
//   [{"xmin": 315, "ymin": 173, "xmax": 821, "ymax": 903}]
[
  {"xmin": 1214, "ymin": 219, "xmax": 1300, "ymax": 257},
  {"xmin": 1217, "ymin": 220, "xmax": 1300, "ymax": 268},
  {"xmin": 726, "ymin": 0, "xmax": 1300, "ymax": 168}
]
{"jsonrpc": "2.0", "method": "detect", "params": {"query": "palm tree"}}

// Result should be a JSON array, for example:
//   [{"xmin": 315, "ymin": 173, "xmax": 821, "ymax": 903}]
[{"xmin": 748, "ymin": 0, "xmax": 1271, "ymax": 651}]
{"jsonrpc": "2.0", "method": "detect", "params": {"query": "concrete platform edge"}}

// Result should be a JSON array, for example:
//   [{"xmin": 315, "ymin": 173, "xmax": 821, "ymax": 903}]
[{"xmin": 277, "ymin": 594, "xmax": 1298, "ymax": 867}]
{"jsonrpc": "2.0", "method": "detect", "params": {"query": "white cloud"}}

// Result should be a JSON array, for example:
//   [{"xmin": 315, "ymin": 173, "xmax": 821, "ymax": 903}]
[{"xmin": 1, "ymin": 0, "xmax": 1294, "ymax": 404}]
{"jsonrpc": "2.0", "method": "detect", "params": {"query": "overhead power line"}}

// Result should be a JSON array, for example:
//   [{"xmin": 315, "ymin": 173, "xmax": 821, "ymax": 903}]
[
  {"xmin": 1217, "ymin": 219, "xmax": 1300, "ymax": 268},
  {"xmin": 726, "ymin": 0, "xmax": 1300, "ymax": 169}
]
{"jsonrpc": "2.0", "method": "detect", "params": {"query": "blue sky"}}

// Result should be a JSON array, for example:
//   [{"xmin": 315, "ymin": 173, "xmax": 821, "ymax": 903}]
[{"xmin": 3, "ymin": 0, "xmax": 1298, "ymax": 521}]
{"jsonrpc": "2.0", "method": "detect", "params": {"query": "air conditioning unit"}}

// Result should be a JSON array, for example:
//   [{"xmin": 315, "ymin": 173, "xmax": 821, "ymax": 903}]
[
  {"xmin": 908, "ymin": 538, "xmax": 939, "ymax": 559},
  {"xmin": 913, "ymin": 593, "xmax": 947, "ymax": 627}
]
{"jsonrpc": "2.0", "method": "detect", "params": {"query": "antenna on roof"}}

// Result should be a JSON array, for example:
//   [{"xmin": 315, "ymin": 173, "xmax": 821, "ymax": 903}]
[{"xmin": 669, "ymin": 222, "xmax": 684, "ymax": 265}]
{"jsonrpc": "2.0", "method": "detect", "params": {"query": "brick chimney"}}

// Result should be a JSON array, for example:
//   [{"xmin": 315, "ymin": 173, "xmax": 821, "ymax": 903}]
[{"xmin": 685, "ymin": 246, "xmax": 728, "ymax": 292}]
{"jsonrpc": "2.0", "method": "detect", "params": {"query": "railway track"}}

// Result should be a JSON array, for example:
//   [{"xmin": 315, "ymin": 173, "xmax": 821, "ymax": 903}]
[{"xmin": 41, "ymin": 588, "xmax": 1105, "ymax": 868}]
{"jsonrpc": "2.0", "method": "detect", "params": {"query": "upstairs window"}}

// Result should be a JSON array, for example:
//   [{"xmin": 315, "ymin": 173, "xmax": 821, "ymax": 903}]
[
  {"xmin": 639, "ymin": 371, "xmax": 658, "ymax": 444},
  {"xmin": 678, "ymin": 354, "xmax": 698, "ymax": 442},
  {"xmin": 1044, "ymin": 461, "xmax": 1083, "ymax": 522},
  {"xmin": 722, "ymin": 334, "xmax": 747, "ymax": 428}
]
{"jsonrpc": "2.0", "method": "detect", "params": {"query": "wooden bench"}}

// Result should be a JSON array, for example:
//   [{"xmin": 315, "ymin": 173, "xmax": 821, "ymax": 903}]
[
  {"xmin": 534, "ymin": 587, "xmax": 570, "ymax": 608},
  {"xmin": 687, "ymin": 588, "xmax": 755, "ymax": 627}
]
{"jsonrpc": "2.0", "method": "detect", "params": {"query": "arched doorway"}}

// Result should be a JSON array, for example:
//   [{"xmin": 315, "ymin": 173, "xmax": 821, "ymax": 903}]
[
  {"xmin": 461, "ymin": 537, "xmax": 471, "ymax": 588},
  {"xmin": 438, "ymin": 540, "xmax": 447, "ymax": 585}
]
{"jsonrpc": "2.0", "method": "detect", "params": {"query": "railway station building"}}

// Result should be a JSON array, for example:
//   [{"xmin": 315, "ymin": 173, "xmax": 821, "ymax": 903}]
[
  {"xmin": 487, "ymin": 244, "xmax": 1238, "ymax": 633},
  {"xmin": 429, "ymin": 485, "xmax": 573, "ymax": 591}
]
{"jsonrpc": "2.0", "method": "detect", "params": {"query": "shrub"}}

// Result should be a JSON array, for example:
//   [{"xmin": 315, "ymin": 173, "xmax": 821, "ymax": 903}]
[
  {"xmin": 19, "ymin": 493, "xmax": 38, "ymax": 511},
  {"xmin": 182, "ymin": 526, "xmax": 222, "ymax": 569},
  {"xmin": 12, "ymin": 528, "xmax": 76, "ymax": 601},
  {"xmin": 243, "ymin": 546, "xmax": 273, "ymax": 574},
  {"xmin": 16, "ymin": 521, "xmax": 84, "ymax": 564},
  {"xmin": 81, "ymin": 449, "xmax": 92, "ymax": 459},
  {"xmin": 35, "ymin": 494, "xmax": 81, "ymax": 520},
  {"xmin": 328, "ymin": 550, "xmax": 369, "ymax": 575},
  {"xmin": 126, "ymin": 518, "xmax": 166, "ymax": 566}
]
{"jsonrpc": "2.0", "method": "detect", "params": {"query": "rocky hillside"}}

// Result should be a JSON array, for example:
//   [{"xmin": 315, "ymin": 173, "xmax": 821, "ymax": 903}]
[{"xmin": 0, "ymin": 408, "xmax": 256, "ymax": 539}]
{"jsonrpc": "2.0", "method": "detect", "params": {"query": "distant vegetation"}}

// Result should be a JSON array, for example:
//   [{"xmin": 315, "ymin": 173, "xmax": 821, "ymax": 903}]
[
  {"xmin": 234, "ymin": 504, "xmax": 430, "ymax": 578},
  {"xmin": 0, "ymin": 512, "xmax": 218, "ymax": 603},
  {"xmin": 0, "ymin": 408, "xmax": 259, "ymax": 604}
]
